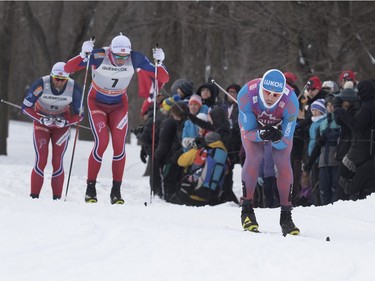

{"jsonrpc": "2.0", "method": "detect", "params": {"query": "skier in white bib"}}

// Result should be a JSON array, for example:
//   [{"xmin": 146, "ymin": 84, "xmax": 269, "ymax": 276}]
[{"xmin": 64, "ymin": 33, "xmax": 169, "ymax": 204}]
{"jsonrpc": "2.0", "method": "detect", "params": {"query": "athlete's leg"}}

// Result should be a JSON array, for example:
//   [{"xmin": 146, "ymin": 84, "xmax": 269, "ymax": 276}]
[
  {"xmin": 241, "ymin": 138, "xmax": 265, "ymax": 201},
  {"xmin": 272, "ymin": 142, "xmax": 293, "ymax": 207},
  {"xmin": 87, "ymin": 94, "xmax": 110, "ymax": 181},
  {"xmin": 107, "ymin": 96, "xmax": 128, "ymax": 182},
  {"xmin": 30, "ymin": 124, "xmax": 51, "ymax": 197},
  {"xmin": 50, "ymin": 127, "xmax": 70, "ymax": 199}
]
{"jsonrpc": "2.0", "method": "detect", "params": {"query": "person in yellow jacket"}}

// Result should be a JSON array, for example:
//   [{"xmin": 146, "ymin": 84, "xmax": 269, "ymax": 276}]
[{"xmin": 168, "ymin": 132, "xmax": 228, "ymax": 206}]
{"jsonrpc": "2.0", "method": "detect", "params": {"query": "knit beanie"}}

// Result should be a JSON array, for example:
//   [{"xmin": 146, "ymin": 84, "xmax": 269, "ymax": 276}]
[
  {"xmin": 204, "ymin": 132, "xmax": 221, "ymax": 144},
  {"xmin": 311, "ymin": 99, "xmax": 326, "ymax": 114},
  {"xmin": 337, "ymin": 88, "xmax": 358, "ymax": 102},
  {"xmin": 189, "ymin": 94, "xmax": 202, "ymax": 106}
]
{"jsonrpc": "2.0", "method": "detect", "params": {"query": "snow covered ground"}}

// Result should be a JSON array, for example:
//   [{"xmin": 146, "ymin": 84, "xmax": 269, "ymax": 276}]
[{"xmin": 1, "ymin": 120, "xmax": 375, "ymax": 281}]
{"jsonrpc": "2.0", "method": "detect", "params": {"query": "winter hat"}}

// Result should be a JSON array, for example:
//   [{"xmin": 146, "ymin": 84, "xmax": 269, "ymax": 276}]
[
  {"xmin": 204, "ymin": 132, "xmax": 221, "ymax": 144},
  {"xmin": 51, "ymin": 62, "xmax": 69, "ymax": 78},
  {"xmin": 188, "ymin": 94, "xmax": 202, "ymax": 106},
  {"xmin": 284, "ymin": 72, "xmax": 298, "ymax": 84},
  {"xmin": 339, "ymin": 70, "xmax": 355, "ymax": 81},
  {"xmin": 226, "ymin": 83, "xmax": 241, "ymax": 93},
  {"xmin": 322, "ymin": 80, "xmax": 339, "ymax": 93},
  {"xmin": 311, "ymin": 99, "xmax": 326, "ymax": 114},
  {"xmin": 111, "ymin": 33, "xmax": 131, "ymax": 54},
  {"xmin": 196, "ymin": 112, "xmax": 208, "ymax": 122},
  {"xmin": 178, "ymin": 81, "xmax": 194, "ymax": 97},
  {"xmin": 161, "ymin": 97, "xmax": 175, "ymax": 112},
  {"xmin": 337, "ymin": 88, "xmax": 358, "ymax": 102},
  {"xmin": 260, "ymin": 69, "xmax": 286, "ymax": 93},
  {"xmin": 356, "ymin": 79, "xmax": 375, "ymax": 101},
  {"xmin": 170, "ymin": 78, "xmax": 188, "ymax": 95},
  {"xmin": 306, "ymin": 76, "xmax": 322, "ymax": 91}
]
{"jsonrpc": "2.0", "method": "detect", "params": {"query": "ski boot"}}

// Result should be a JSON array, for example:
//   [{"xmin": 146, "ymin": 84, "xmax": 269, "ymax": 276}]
[
  {"xmin": 280, "ymin": 205, "xmax": 300, "ymax": 236},
  {"xmin": 85, "ymin": 180, "xmax": 97, "ymax": 203},
  {"xmin": 110, "ymin": 181, "xmax": 124, "ymax": 205},
  {"xmin": 241, "ymin": 199, "xmax": 259, "ymax": 232},
  {"xmin": 30, "ymin": 194, "xmax": 39, "ymax": 199}
]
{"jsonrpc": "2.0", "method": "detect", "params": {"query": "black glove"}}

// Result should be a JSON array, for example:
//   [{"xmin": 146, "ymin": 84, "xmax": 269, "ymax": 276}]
[
  {"xmin": 193, "ymin": 136, "xmax": 206, "ymax": 149},
  {"xmin": 318, "ymin": 134, "xmax": 327, "ymax": 146},
  {"xmin": 302, "ymin": 162, "xmax": 312, "ymax": 173},
  {"xmin": 333, "ymin": 107, "xmax": 346, "ymax": 122},
  {"xmin": 140, "ymin": 147, "xmax": 147, "ymax": 163},
  {"xmin": 259, "ymin": 125, "xmax": 283, "ymax": 142},
  {"xmin": 332, "ymin": 96, "xmax": 343, "ymax": 109}
]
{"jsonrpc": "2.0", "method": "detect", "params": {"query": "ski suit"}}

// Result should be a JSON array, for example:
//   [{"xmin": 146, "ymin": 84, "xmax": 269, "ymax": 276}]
[
  {"xmin": 22, "ymin": 76, "xmax": 83, "ymax": 198},
  {"xmin": 64, "ymin": 48, "xmax": 169, "ymax": 183},
  {"xmin": 237, "ymin": 78, "xmax": 298, "ymax": 207}
]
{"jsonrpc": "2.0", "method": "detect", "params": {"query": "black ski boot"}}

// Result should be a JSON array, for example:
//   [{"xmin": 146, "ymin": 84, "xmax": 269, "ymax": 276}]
[
  {"xmin": 110, "ymin": 181, "xmax": 124, "ymax": 205},
  {"xmin": 280, "ymin": 205, "xmax": 300, "ymax": 236},
  {"xmin": 30, "ymin": 194, "xmax": 39, "ymax": 199},
  {"xmin": 241, "ymin": 199, "xmax": 259, "ymax": 232},
  {"xmin": 85, "ymin": 180, "xmax": 97, "ymax": 203},
  {"xmin": 53, "ymin": 195, "xmax": 61, "ymax": 200}
]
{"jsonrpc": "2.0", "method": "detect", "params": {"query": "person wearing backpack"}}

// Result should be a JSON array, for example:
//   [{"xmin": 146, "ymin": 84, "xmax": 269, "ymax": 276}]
[{"xmin": 168, "ymin": 132, "xmax": 228, "ymax": 206}]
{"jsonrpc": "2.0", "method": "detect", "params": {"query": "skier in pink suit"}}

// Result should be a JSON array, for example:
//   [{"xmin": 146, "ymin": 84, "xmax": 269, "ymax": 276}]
[
  {"xmin": 237, "ymin": 69, "xmax": 300, "ymax": 235},
  {"xmin": 64, "ymin": 33, "xmax": 169, "ymax": 204},
  {"xmin": 22, "ymin": 62, "xmax": 83, "ymax": 200}
]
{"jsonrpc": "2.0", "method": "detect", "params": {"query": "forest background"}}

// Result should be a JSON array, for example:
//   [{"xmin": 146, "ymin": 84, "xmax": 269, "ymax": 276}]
[{"xmin": 1, "ymin": 1, "xmax": 375, "ymax": 155}]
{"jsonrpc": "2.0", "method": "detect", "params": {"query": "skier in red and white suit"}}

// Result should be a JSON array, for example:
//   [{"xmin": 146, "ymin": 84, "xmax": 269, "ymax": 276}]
[
  {"xmin": 64, "ymin": 33, "xmax": 169, "ymax": 204},
  {"xmin": 22, "ymin": 62, "xmax": 83, "ymax": 200}
]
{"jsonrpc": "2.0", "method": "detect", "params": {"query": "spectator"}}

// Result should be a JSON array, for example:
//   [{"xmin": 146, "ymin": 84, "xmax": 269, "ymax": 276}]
[
  {"xmin": 302, "ymin": 99, "xmax": 327, "ymax": 206},
  {"xmin": 196, "ymin": 82, "xmax": 219, "ymax": 108},
  {"xmin": 155, "ymin": 102, "xmax": 189, "ymax": 201},
  {"xmin": 171, "ymin": 132, "xmax": 228, "ymax": 206},
  {"xmin": 334, "ymin": 80, "xmax": 375, "ymax": 198}
]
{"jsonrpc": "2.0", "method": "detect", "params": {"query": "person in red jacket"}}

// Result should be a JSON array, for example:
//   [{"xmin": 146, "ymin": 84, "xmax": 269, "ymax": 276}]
[
  {"xmin": 64, "ymin": 33, "xmax": 169, "ymax": 204},
  {"xmin": 21, "ymin": 62, "xmax": 83, "ymax": 200}
]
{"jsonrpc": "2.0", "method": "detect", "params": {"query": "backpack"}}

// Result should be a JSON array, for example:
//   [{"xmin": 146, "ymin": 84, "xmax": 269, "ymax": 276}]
[
  {"xmin": 180, "ymin": 146, "xmax": 228, "ymax": 204},
  {"xmin": 200, "ymin": 147, "xmax": 228, "ymax": 191}
]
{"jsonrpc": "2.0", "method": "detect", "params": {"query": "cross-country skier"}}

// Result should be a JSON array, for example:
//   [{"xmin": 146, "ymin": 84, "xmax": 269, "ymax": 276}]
[
  {"xmin": 64, "ymin": 33, "xmax": 169, "ymax": 204},
  {"xmin": 22, "ymin": 62, "xmax": 83, "ymax": 200},
  {"xmin": 237, "ymin": 69, "xmax": 300, "ymax": 235}
]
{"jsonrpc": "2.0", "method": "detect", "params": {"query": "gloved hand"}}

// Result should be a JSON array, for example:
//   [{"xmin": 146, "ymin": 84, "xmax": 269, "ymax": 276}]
[
  {"xmin": 80, "ymin": 40, "xmax": 94, "ymax": 58},
  {"xmin": 40, "ymin": 116, "xmax": 54, "ymax": 127},
  {"xmin": 140, "ymin": 147, "xmax": 147, "ymax": 164},
  {"xmin": 302, "ymin": 162, "xmax": 312, "ymax": 173},
  {"xmin": 332, "ymin": 96, "xmax": 343, "ymax": 109},
  {"xmin": 153, "ymin": 48, "xmax": 165, "ymax": 65},
  {"xmin": 54, "ymin": 117, "xmax": 67, "ymax": 128},
  {"xmin": 259, "ymin": 125, "xmax": 283, "ymax": 142},
  {"xmin": 318, "ymin": 134, "xmax": 327, "ymax": 146},
  {"xmin": 333, "ymin": 107, "xmax": 346, "ymax": 122},
  {"xmin": 193, "ymin": 136, "xmax": 206, "ymax": 149},
  {"xmin": 182, "ymin": 137, "xmax": 195, "ymax": 149}
]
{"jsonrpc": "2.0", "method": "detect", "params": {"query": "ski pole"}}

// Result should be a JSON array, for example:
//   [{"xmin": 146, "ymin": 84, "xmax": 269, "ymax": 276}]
[
  {"xmin": 1, "ymin": 99, "xmax": 21, "ymax": 109},
  {"xmin": 64, "ymin": 36, "xmax": 95, "ymax": 201},
  {"xmin": 150, "ymin": 43, "xmax": 160, "ymax": 204},
  {"xmin": 209, "ymin": 78, "xmax": 238, "ymax": 104},
  {"xmin": 0, "ymin": 99, "xmax": 91, "ymax": 131}
]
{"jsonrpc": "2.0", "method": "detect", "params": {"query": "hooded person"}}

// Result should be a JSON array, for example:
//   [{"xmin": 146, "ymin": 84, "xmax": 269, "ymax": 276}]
[
  {"xmin": 64, "ymin": 33, "xmax": 170, "ymax": 204},
  {"xmin": 196, "ymin": 82, "xmax": 219, "ymax": 108}
]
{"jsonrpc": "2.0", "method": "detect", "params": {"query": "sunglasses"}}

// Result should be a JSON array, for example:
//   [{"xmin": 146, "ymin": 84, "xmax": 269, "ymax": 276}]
[
  {"xmin": 52, "ymin": 75, "xmax": 68, "ymax": 81},
  {"xmin": 112, "ymin": 53, "xmax": 130, "ymax": 60},
  {"xmin": 263, "ymin": 89, "xmax": 282, "ymax": 98},
  {"xmin": 307, "ymin": 88, "xmax": 316, "ymax": 92}
]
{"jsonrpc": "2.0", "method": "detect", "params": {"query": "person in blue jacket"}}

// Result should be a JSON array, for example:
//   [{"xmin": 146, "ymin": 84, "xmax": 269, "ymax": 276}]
[{"xmin": 237, "ymin": 69, "xmax": 300, "ymax": 236}]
